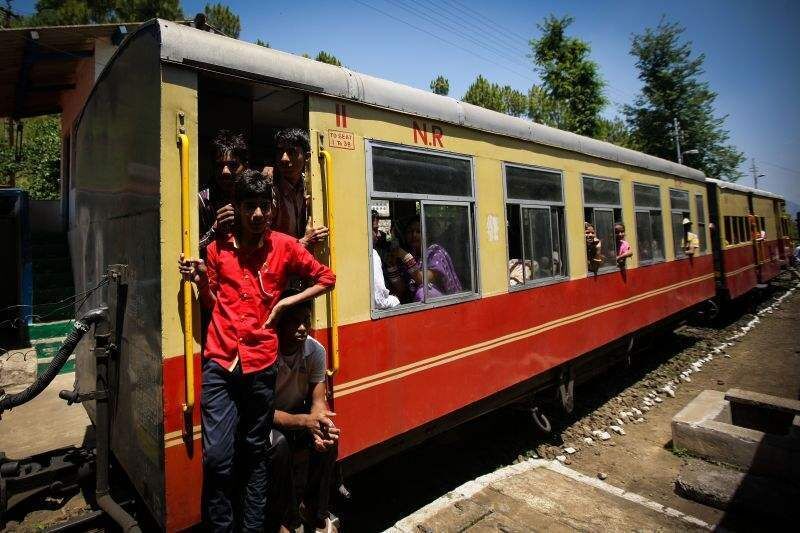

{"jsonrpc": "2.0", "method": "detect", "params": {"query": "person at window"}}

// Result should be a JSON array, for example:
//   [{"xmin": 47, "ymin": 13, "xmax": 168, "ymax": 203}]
[
  {"xmin": 370, "ymin": 210, "xmax": 399, "ymax": 309},
  {"xmin": 267, "ymin": 291, "xmax": 339, "ymax": 533},
  {"xmin": 387, "ymin": 216, "xmax": 462, "ymax": 302},
  {"xmin": 178, "ymin": 170, "xmax": 336, "ymax": 532},
  {"xmin": 372, "ymin": 209, "xmax": 390, "ymax": 262},
  {"xmin": 585, "ymin": 222, "xmax": 603, "ymax": 273},
  {"xmin": 682, "ymin": 218, "xmax": 699, "ymax": 256},
  {"xmin": 199, "ymin": 130, "xmax": 248, "ymax": 251},
  {"xmin": 614, "ymin": 223, "xmax": 633, "ymax": 268},
  {"xmin": 538, "ymin": 256, "xmax": 553, "ymax": 278},
  {"xmin": 271, "ymin": 128, "xmax": 328, "ymax": 248}
]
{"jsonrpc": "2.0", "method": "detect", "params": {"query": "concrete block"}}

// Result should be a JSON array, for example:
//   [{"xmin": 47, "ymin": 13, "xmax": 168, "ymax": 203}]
[{"xmin": 672, "ymin": 390, "xmax": 800, "ymax": 483}]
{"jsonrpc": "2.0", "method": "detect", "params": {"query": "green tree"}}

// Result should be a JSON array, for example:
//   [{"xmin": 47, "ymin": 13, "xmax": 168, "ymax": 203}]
[
  {"xmin": 462, "ymin": 75, "xmax": 504, "ymax": 112},
  {"xmin": 0, "ymin": 115, "xmax": 61, "ymax": 199},
  {"xmin": 624, "ymin": 18, "xmax": 744, "ymax": 180},
  {"xmin": 527, "ymin": 84, "xmax": 567, "ymax": 129},
  {"xmin": 255, "ymin": 38, "xmax": 269, "ymax": 47},
  {"xmin": 501, "ymin": 85, "xmax": 528, "ymax": 117},
  {"xmin": 596, "ymin": 117, "xmax": 636, "ymax": 149},
  {"xmin": 20, "ymin": 0, "xmax": 184, "ymax": 25},
  {"xmin": 315, "ymin": 51, "xmax": 342, "ymax": 66},
  {"xmin": 203, "ymin": 2, "xmax": 239, "ymax": 38},
  {"xmin": 430, "ymin": 75, "xmax": 450, "ymax": 96},
  {"xmin": 529, "ymin": 15, "xmax": 606, "ymax": 137}
]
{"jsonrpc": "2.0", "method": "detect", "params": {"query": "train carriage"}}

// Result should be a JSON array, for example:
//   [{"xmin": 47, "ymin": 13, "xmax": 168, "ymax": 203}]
[
  {"xmin": 67, "ymin": 20, "xmax": 725, "ymax": 530},
  {"xmin": 706, "ymin": 178, "xmax": 786, "ymax": 300}
]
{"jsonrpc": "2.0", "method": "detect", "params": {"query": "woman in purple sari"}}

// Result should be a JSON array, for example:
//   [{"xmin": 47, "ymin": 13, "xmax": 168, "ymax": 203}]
[{"xmin": 386, "ymin": 216, "xmax": 463, "ymax": 303}]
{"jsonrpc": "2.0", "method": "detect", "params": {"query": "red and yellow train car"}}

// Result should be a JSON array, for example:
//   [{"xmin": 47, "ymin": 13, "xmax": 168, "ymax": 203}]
[
  {"xmin": 69, "ymin": 21, "xmax": 723, "ymax": 530},
  {"xmin": 706, "ymin": 178, "xmax": 787, "ymax": 300}
]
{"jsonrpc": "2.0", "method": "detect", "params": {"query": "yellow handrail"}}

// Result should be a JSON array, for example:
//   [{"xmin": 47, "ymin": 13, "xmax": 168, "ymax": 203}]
[
  {"xmin": 320, "ymin": 149, "xmax": 339, "ymax": 376},
  {"xmin": 178, "ymin": 133, "xmax": 195, "ymax": 414}
]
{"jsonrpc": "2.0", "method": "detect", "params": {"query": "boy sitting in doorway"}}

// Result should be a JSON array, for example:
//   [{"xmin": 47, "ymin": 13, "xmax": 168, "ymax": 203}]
[
  {"xmin": 267, "ymin": 289, "xmax": 340, "ymax": 533},
  {"xmin": 179, "ymin": 169, "xmax": 336, "ymax": 531}
]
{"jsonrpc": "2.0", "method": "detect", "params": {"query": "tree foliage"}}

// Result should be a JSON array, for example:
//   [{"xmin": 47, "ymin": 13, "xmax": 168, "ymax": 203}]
[
  {"xmin": 529, "ymin": 15, "xmax": 606, "ymax": 137},
  {"xmin": 204, "ymin": 2, "xmax": 240, "ymax": 38},
  {"xmin": 21, "ymin": 0, "xmax": 184, "ymax": 25},
  {"xmin": 462, "ymin": 75, "xmax": 504, "ymax": 113},
  {"xmin": 501, "ymin": 86, "xmax": 528, "ymax": 117},
  {"xmin": 430, "ymin": 75, "xmax": 450, "ymax": 96},
  {"xmin": 0, "ymin": 116, "xmax": 61, "ymax": 199},
  {"xmin": 255, "ymin": 38, "xmax": 269, "ymax": 47},
  {"xmin": 624, "ymin": 18, "xmax": 744, "ymax": 180},
  {"xmin": 315, "ymin": 51, "xmax": 342, "ymax": 66}
]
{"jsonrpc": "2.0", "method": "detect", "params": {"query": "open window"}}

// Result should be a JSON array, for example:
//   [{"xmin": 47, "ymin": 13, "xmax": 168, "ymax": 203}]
[
  {"xmin": 368, "ymin": 143, "xmax": 477, "ymax": 316},
  {"xmin": 669, "ymin": 189, "xmax": 691, "ymax": 258},
  {"xmin": 583, "ymin": 176, "xmax": 622, "ymax": 271},
  {"xmin": 505, "ymin": 164, "xmax": 568, "ymax": 286},
  {"xmin": 695, "ymin": 193, "xmax": 707, "ymax": 253},
  {"xmin": 633, "ymin": 183, "xmax": 665, "ymax": 264}
]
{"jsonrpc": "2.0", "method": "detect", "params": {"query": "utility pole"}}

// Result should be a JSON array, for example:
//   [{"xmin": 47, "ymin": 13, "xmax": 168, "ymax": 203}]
[
  {"xmin": 673, "ymin": 118, "xmax": 682, "ymax": 165},
  {"xmin": 750, "ymin": 158, "xmax": 764, "ymax": 189}
]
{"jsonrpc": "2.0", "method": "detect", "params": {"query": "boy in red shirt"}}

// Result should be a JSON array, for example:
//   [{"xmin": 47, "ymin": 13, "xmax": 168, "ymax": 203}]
[{"xmin": 179, "ymin": 169, "xmax": 335, "ymax": 532}]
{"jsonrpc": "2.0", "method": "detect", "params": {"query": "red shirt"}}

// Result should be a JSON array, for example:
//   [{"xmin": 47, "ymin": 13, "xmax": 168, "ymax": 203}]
[{"xmin": 200, "ymin": 230, "xmax": 335, "ymax": 374}]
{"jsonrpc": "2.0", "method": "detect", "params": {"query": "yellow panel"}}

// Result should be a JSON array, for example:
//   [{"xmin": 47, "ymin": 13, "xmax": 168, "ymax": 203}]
[
  {"xmin": 308, "ymin": 95, "xmax": 712, "ymax": 326},
  {"xmin": 752, "ymin": 196, "xmax": 776, "ymax": 238},
  {"xmin": 160, "ymin": 66, "xmax": 200, "ymax": 359}
]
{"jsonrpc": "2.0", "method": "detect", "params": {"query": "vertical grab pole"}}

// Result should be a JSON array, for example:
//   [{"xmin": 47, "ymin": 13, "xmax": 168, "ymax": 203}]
[
  {"xmin": 178, "ymin": 132, "xmax": 195, "ymax": 415},
  {"xmin": 319, "ymin": 149, "xmax": 339, "ymax": 376}
]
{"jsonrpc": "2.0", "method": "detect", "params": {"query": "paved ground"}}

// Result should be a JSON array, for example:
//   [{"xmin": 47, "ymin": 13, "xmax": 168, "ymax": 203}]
[
  {"xmin": 0, "ymin": 372, "xmax": 92, "ymax": 458},
  {"xmin": 390, "ymin": 460, "xmax": 711, "ymax": 532}
]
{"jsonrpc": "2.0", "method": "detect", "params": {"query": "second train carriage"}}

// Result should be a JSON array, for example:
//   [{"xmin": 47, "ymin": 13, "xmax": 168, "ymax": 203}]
[
  {"xmin": 706, "ymin": 178, "xmax": 787, "ymax": 300},
  {"xmin": 64, "ymin": 20, "xmax": 790, "ymax": 530}
]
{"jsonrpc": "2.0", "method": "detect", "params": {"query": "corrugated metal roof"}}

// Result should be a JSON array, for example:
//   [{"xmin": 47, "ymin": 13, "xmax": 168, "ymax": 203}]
[
  {"xmin": 152, "ymin": 20, "xmax": 708, "ymax": 183},
  {"xmin": 0, "ymin": 22, "xmax": 141, "ymax": 118},
  {"xmin": 706, "ymin": 178, "xmax": 783, "ymax": 200}
]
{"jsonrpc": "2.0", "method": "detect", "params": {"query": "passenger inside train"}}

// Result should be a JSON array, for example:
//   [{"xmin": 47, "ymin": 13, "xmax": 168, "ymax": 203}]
[
  {"xmin": 199, "ymin": 130, "xmax": 249, "ymax": 251},
  {"xmin": 270, "ymin": 128, "xmax": 329, "ymax": 247},
  {"xmin": 585, "ymin": 222, "xmax": 603, "ymax": 274},
  {"xmin": 614, "ymin": 223, "xmax": 633, "ymax": 268},
  {"xmin": 385, "ymin": 206, "xmax": 464, "ymax": 303},
  {"xmin": 268, "ymin": 290, "xmax": 339, "ymax": 533},
  {"xmin": 682, "ymin": 218, "xmax": 700, "ymax": 257}
]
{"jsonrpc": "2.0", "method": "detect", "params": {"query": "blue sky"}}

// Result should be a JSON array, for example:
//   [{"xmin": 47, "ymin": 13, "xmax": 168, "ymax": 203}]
[{"xmin": 16, "ymin": 0, "xmax": 800, "ymax": 205}]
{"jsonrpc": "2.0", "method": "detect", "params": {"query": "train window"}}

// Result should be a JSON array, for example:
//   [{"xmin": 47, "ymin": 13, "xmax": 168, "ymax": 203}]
[
  {"xmin": 695, "ymin": 194, "xmax": 707, "ymax": 253},
  {"xmin": 368, "ymin": 143, "xmax": 476, "ymax": 315},
  {"xmin": 505, "ymin": 165, "xmax": 567, "ymax": 286},
  {"xmin": 738, "ymin": 217, "xmax": 748, "ymax": 242},
  {"xmin": 372, "ymin": 146, "xmax": 472, "ymax": 197},
  {"xmin": 669, "ymin": 189, "xmax": 691, "ymax": 258},
  {"xmin": 724, "ymin": 216, "xmax": 733, "ymax": 245},
  {"xmin": 583, "ymin": 176, "xmax": 622, "ymax": 269},
  {"xmin": 634, "ymin": 183, "xmax": 665, "ymax": 263},
  {"xmin": 760, "ymin": 216, "xmax": 766, "ymax": 237}
]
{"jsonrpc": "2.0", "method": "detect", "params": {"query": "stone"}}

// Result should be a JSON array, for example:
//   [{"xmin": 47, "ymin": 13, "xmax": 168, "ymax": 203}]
[
  {"xmin": 654, "ymin": 397, "xmax": 663, "ymax": 404},
  {"xmin": 681, "ymin": 375, "xmax": 692, "ymax": 382},
  {"xmin": 598, "ymin": 472, "xmax": 608, "ymax": 480},
  {"xmin": 583, "ymin": 437, "xmax": 594, "ymax": 445},
  {"xmin": 609, "ymin": 425, "xmax": 626, "ymax": 435},
  {"xmin": 556, "ymin": 455, "xmax": 567, "ymax": 463},
  {"xmin": 615, "ymin": 418, "xmax": 625, "ymax": 426},
  {"xmin": 597, "ymin": 431, "xmax": 611, "ymax": 441},
  {"xmin": 641, "ymin": 405, "xmax": 650, "ymax": 412},
  {"xmin": 632, "ymin": 408, "xmax": 643, "ymax": 416},
  {"xmin": 634, "ymin": 417, "xmax": 645, "ymax": 423},
  {"xmin": 564, "ymin": 447, "xmax": 576, "ymax": 454}
]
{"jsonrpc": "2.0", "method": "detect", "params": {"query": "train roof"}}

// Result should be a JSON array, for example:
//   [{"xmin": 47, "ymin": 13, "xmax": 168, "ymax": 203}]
[
  {"xmin": 133, "ymin": 20, "xmax": 708, "ymax": 183},
  {"xmin": 705, "ymin": 178, "xmax": 783, "ymax": 200}
]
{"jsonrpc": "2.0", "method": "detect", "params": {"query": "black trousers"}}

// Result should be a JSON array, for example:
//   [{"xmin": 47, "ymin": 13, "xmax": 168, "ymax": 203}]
[
  {"xmin": 266, "ymin": 426, "xmax": 338, "ymax": 529},
  {"xmin": 201, "ymin": 359, "xmax": 277, "ymax": 532}
]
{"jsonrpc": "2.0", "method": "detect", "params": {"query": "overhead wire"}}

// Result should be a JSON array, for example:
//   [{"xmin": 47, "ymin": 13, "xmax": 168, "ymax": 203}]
[
  {"xmin": 350, "ymin": 0, "xmax": 536, "ymax": 83},
  {"xmin": 386, "ymin": 0, "xmax": 534, "ymax": 76}
]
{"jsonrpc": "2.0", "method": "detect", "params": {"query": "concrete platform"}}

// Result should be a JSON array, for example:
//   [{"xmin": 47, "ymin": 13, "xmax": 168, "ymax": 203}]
[
  {"xmin": 388, "ymin": 459, "xmax": 712, "ymax": 532},
  {"xmin": 0, "ymin": 372, "xmax": 92, "ymax": 458}
]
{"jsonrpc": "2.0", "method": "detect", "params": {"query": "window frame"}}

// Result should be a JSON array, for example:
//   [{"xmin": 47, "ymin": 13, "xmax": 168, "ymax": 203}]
[
  {"xmin": 632, "ymin": 182, "xmax": 666, "ymax": 266},
  {"xmin": 366, "ymin": 140, "xmax": 480, "ymax": 319},
  {"xmin": 502, "ymin": 162, "xmax": 569, "ymax": 290},
  {"xmin": 669, "ymin": 188, "xmax": 691, "ymax": 259},
  {"xmin": 694, "ymin": 193, "xmax": 708, "ymax": 254},
  {"xmin": 582, "ymin": 174, "xmax": 623, "ymax": 274}
]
